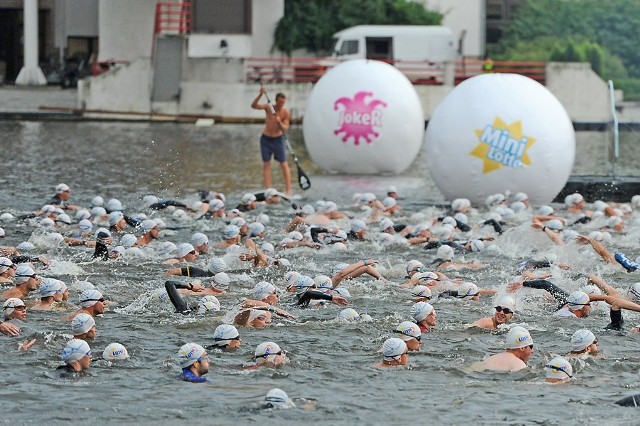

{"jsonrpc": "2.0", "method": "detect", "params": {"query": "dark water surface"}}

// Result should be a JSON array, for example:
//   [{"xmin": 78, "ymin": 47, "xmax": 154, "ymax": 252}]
[{"xmin": 1, "ymin": 121, "xmax": 640, "ymax": 425}]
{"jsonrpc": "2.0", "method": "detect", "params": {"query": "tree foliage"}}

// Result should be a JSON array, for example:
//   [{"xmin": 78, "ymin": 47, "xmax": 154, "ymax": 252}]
[
  {"xmin": 273, "ymin": 0, "xmax": 442, "ymax": 56},
  {"xmin": 493, "ymin": 0, "xmax": 640, "ymax": 78}
]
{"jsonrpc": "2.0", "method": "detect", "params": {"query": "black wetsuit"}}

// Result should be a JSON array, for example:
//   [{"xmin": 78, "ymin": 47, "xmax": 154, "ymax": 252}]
[
  {"xmin": 165, "ymin": 280, "xmax": 194, "ymax": 314},
  {"xmin": 295, "ymin": 290, "xmax": 333, "ymax": 308},
  {"xmin": 522, "ymin": 279, "xmax": 624, "ymax": 329},
  {"xmin": 148, "ymin": 200, "xmax": 188, "ymax": 210},
  {"xmin": 179, "ymin": 266, "xmax": 213, "ymax": 278}
]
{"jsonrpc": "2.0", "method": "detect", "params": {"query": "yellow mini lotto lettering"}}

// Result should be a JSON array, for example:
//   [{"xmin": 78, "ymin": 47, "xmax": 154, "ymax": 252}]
[{"xmin": 470, "ymin": 117, "xmax": 536, "ymax": 174}]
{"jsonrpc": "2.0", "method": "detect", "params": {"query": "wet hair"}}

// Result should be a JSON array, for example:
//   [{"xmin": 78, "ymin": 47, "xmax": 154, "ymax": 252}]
[{"xmin": 275, "ymin": 93, "xmax": 286, "ymax": 101}]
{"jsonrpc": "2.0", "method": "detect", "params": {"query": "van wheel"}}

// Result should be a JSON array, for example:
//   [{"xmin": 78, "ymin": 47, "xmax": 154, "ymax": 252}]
[{"xmin": 61, "ymin": 76, "xmax": 72, "ymax": 88}]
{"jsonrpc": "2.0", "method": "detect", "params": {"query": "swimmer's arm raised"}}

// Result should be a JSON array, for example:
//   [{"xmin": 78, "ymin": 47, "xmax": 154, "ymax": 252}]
[
  {"xmin": 587, "ymin": 274, "xmax": 622, "ymax": 298},
  {"xmin": 590, "ymin": 294, "xmax": 640, "ymax": 312},
  {"xmin": 576, "ymin": 236, "xmax": 616, "ymax": 263},
  {"xmin": 508, "ymin": 279, "xmax": 569, "ymax": 304}
]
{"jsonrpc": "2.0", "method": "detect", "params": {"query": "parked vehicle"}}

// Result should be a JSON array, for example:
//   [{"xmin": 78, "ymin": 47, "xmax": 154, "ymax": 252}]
[{"xmin": 331, "ymin": 25, "xmax": 456, "ymax": 63}]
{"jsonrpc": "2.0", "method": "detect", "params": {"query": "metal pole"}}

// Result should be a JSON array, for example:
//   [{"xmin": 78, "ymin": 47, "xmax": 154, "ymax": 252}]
[{"xmin": 608, "ymin": 80, "xmax": 619, "ymax": 176}]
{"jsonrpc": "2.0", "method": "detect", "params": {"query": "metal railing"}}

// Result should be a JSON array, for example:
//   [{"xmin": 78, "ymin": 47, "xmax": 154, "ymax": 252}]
[
  {"xmin": 245, "ymin": 57, "xmax": 546, "ymax": 85},
  {"xmin": 154, "ymin": 1, "xmax": 192, "ymax": 35}
]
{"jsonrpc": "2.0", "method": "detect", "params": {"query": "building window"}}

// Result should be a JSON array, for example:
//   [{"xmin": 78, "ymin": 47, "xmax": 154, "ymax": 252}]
[
  {"xmin": 193, "ymin": 0, "xmax": 251, "ymax": 34},
  {"xmin": 486, "ymin": 1, "xmax": 504, "ymax": 20}
]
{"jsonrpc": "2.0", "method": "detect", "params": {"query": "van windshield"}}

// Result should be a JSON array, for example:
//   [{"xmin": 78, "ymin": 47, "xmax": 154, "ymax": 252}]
[{"xmin": 335, "ymin": 39, "xmax": 359, "ymax": 56}]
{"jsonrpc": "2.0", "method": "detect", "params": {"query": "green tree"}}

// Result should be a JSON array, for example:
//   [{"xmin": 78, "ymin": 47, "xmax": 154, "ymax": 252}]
[
  {"xmin": 273, "ymin": 0, "xmax": 442, "ymax": 56},
  {"xmin": 495, "ymin": 0, "xmax": 640, "ymax": 78}
]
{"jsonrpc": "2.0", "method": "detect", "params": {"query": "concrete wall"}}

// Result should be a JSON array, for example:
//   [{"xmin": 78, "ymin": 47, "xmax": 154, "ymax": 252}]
[
  {"xmin": 98, "ymin": 0, "xmax": 156, "ymax": 61},
  {"xmin": 251, "ymin": 0, "xmax": 284, "ymax": 57},
  {"xmin": 421, "ymin": 0, "xmax": 485, "ymax": 58},
  {"xmin": 545, "ymin": 62, "xmax": 610, "ymax": 122},
  {"xmin": 80, "ymin": 58, "xmax": 151, "ymax": 113}
]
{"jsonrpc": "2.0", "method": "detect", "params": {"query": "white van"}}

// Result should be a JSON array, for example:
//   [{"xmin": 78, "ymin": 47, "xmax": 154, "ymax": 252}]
[{"xmin": 331, "ymin": 25, "xmax": 456, "ymax": 63}]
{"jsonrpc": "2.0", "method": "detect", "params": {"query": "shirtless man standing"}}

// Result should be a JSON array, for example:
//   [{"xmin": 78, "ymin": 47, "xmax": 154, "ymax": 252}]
[{"xmin": 251, "ymin": 87, "xmax": 292, "ymax": 195}]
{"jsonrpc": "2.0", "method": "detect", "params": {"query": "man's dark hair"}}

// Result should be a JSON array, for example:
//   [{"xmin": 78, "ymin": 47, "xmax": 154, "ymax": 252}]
[{"xmin": 275, "ymin": 93, "xmax": 286, "ymax": 101}]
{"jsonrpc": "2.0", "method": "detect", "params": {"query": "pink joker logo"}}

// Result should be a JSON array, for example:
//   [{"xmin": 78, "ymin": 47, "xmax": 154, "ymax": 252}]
[{"xmin": 334, "ymin": 91, "xmax": 387, "ymax": 145}]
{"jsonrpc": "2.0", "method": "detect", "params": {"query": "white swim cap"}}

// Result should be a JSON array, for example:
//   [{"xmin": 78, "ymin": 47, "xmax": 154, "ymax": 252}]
[
  {"xmin": 91, "ymin": 206, "xmax": 107, "ymax": 217},
  {"xmin": 120, "ymin": 233, "xmax": 137, "ymax": 248},
  {"xmin": 351, "ymin": 219, "xmax": 367, "ymax": 232},
  {"xmin": 211, "ymin": 324, "xmax": 240, "ymax": 347},
  {"xmin": 39, "ymin": 217, "xmax": 55, "ymax": 227},
  {"xmin": 177, "ymin": 343, "xmax": 206, "ymax": 369},
  {"xmin": 0, "ymin": 257, "xmax": 13, "ymax": 274},
  {"xmin": 39, "ymin": 278, "xmax": 63, "ymax": 298},
  {"xmin": 383, "ymin": 197, "xmax": 397, "ymax": 209},
  {"xmin": 494, "ymin": 295, "xmax": 516, "ymax": 313},
  {"xmin": 381, "ymin": 337, "xmax": 407, "ymax": 359},
  {"xmin": 78, "ymin": 219, "xmax": 93, "ymax": 232},
  {"xmin": 103, "ymin": 342, "xmax": 129, "ymax": 360},
  {"xmin": 284, "ymin": 271, "xmax": 301, "ymax": 288},
  {"xmin": 256, "ymin": 213, "xmax": 270, "ymax": 225},
  {"xmin": 580, "ymin": 285, "xmax": 602, "ymax": 297},
  {"xmin": 71, "ymin": 313, "xmax": 95, "ymax": 335},
  {"xmin": 394, "ymin": 321, "xmax": 421, "ymax": 341},
  {"xmin": 564, "ymin": 193, "xmax": 584, "ymax": 207},
  {"xmin": 314, "ymin": 275, "xmax": 333, "ymax": 290},
  {"xmin": 92, "ymin": 196, "xmax": 104, "ymax": 207},
  {"xmin": 248, "ymin": 222, "xmax": 265, "ymax": 237},
  {"xmin": 79, "ymin": 289, "xmax": 103, "ymax": 307},
  {"xmin": 458, "ymin": 282, "xmax": 479, "ymax": 299},
  {"xmin": 56, "ymin": 213, "xmax": 72, "ymax": 225},
  {"xmin": 260, "ymin": 242, "xmax": 275, "ymax": 255},
  {"xmin": 338, "ymin": 308, "xmax": 360, "ymax": 322},
  {"xmin": 567, "ymin": 291, "xmax": 590, "ymax": 310},
  {"xmin": 436, "ymin": 245, "xmax": 454, "ymax": 261},
  {"xmin": 55, "ymin": 183, "xmax": 70, "ymax": 194},
  {"xmin": 175, "ymin": 243, "xmax": 195, "ymax": 258},
  {"xmin": 295, "ymin": 275, "xmax": 315, "ymax": 294},
  {"xmin": 157, "ymin": 241, "xmax": 177, "ymax": 257},
  {"xmin": 288, "ymin": 231, "xmax": 303, "ymax": 241},
  {"xmin": 254, "ymin": 281, "xmax": 277, "ymax": 300},
  {"xmin": 505, "ymin": 326, "xmax": 533, "ymax": 349},
  {"xmin": 334, "ymin": 287, "xmax": 351, "ymax": 298},
  {"xmin": 545, "ymin": 356, "xmax": 573, "ymax": 380},
  {"xmin": 108, "ymin": 211, "xmax": 124, "ymax": 226},
  {"xmin": 199, "ymin": 295, "xmax": 221, "ymax": 313},
  {"xmin": 3, "ymin": 298, "xmax": 25, "ymax": 318},
  {"xmin": 470, "ymin": 239, "xmax": 485, "ymax": 252},
  {"xmin": 538, "ymin": 205, "xmax": 554, "ymax": 215},
  {"xmin": 106, "ymin": 198, "xmax": 123, "ymax": 212},
  {"xmin": 212, "ymin": 272, "xmax": 230, "ymax": 290},
  {"xmin": 571, "ymin": 329, "xmax": 596, "ymax": 352},
  {"xmin": 264, "ymin": 388, "xmax": 295, "ymax": 409},
  {"xmin": 208, "ymin": 257, "xmax": 227, "ymax": 274},
  {"xmin": 254, "ymin": 341, "xmax": 282, "ymax": 360},
  {"xmin": 510, "ymin": 201, "xmax": 526, "ymax": 213},
  {"xmin": 209, "ymin": 199, "xmax": 225, "ymax": 212},
  {"xmin": 14, "ymin": 265, "xmax": 36, "ymax": 284},
  {"xmin": 241, "ymin": 193, "xmax": 257, "ymax": 204},
  {"xmin": 406, "ymin": 260, "xmax": 425, "ymax": 275},
  {"xmin": 410, "ymin": 302, "xmax": 434, "ymax": 322},
  {"xmin": 412, "ymin": 285, "xmax": 432, "ymax": 299},
  {"xmin": 379, "ymin": 218, "xmax": 394, "ymax": 231},
  {"xmin": 61, "ymin": 339, "xmax": 91, "ymax": 362},
  {"xmin": 545, "ymin": 219, "xmax": 564, "ymax": 231},
  {"xmin": 223, "ymin": 225, "xmax": 240, "ymax": 240}
]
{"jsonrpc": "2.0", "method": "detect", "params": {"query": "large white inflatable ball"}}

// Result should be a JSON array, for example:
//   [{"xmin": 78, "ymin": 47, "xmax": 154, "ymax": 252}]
[
  {"xmin": 425, "ymin": 73, "xmax": 575, "ymax": 205},
  {"xmin": 303, "ymin": 59, "xmax": 424, "ymax": 174}
]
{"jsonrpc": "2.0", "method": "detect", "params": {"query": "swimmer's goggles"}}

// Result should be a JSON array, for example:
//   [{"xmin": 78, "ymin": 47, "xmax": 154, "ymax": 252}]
[{"xmin": 545, "ymin": 364, "xmax": 573, "ymax": 379}]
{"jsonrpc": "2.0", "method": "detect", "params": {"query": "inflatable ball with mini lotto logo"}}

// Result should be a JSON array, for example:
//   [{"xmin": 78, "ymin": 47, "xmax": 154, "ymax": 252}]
[
  {"xmin": 303, "ymin": 59, "xmax": 424, "ymax": 174},
  {"xmin": 425, "ymin": 73, "xmax": 575, "ymax": 205}
]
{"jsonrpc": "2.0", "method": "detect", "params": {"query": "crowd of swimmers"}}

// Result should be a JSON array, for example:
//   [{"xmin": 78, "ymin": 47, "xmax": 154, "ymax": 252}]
[{"xmin": 3, "ymin": 182, "xmax": 640, "ymax": 406}]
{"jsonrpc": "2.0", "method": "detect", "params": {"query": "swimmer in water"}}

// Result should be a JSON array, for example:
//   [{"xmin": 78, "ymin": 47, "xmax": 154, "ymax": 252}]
[
  {"xmin": 471, "ymin": 296, "xmax": 516, "ymax": 329},
  {"xmin": 62, "ymin": 289, "xmax": 106, "ymax": 320},
  {"xmin": 410, "ymin": 301, "xmax": 437, "ymax": 333},
  {"xmin": 249, "ymin": 341, "xmax": 289, "ymax": 369},
  {"xmin": 206, "ymin": 324, "xmax": 242, "ymax": 351},
  {"xmin": 393, "ymin": 321, "xmax": 422, "ymax": 352},
  {"xmin": 566, "ymin": 329, "xmax": 600, "ymax": 358},
  {"xmin": 545, "ymin": 357, "xmax": 573, "ymax": 384},
  {"xmin": 374, "ymin": 338, "xmax": 409, "ymax": 368},
  {"xmin": 0, "ymin": 265, "xmax": 40, "ymax": 300},
  {"xmin": 57, "ymin": 339, "xmax": 92, "ymax": 377},
  {"xmin": 71, "ymin": 313, "xmax": 97, "ymax": 341},
  {"xmin": 30, "ymin": 278, "xmax": 65, "ymax": 311},
  {"xmin": 0, "ymin": 257, "xmax": 16, "ymax": 284},
  {"xmin": 472, "ymin": 326, "xmax": 534, "ymax": 372},
  {"xmin": 177, "ymin": 343, "xmax": 209, "ymax": 383}
]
